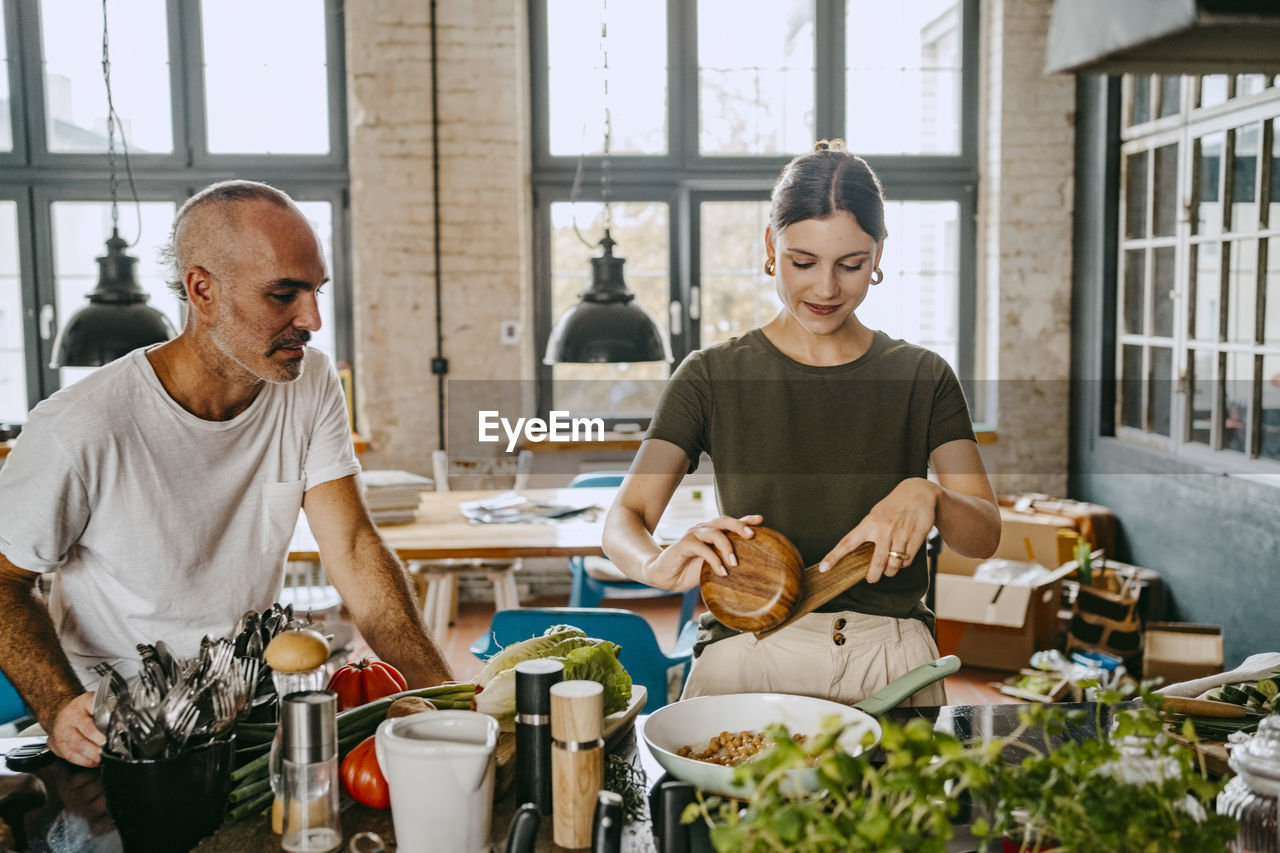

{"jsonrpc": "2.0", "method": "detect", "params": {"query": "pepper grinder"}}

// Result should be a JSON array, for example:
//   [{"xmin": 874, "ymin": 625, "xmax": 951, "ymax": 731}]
[
  {"xmin": 515, "ymin": 659, "xmax": 564, "ymax": 814},
  {"xmin": 551, "ymin": 680, "xmax": 604, "ymax": 849},
  {"xmin": 272, "ymin": 691, "xmax": 342, "ymax": 853}
]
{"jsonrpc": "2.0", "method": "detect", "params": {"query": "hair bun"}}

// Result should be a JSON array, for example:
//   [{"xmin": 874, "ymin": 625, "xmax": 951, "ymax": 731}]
[{"xmin": 813, "ymin": 138, "xmax": 848, "ymax": 153}]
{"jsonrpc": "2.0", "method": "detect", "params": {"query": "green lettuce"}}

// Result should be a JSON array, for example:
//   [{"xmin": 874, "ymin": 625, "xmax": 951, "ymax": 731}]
[{"xmin": 472, "ymin": 624, "xmax": 633, "ymax": 730}]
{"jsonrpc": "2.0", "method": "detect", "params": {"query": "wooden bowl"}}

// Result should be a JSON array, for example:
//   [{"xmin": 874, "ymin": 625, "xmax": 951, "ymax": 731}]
[{"xmin": 699, "ymin": 527, "xmax": 804, "ymax": 633}]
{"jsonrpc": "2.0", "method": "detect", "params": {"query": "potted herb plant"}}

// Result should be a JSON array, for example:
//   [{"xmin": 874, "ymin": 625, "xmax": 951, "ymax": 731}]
[
  {"xmin": 685, "ymin": 685, "xmax": 1238, "ymax": 853},
  {"xmin": 982, "ymin": 686, "xmax": 1239, "ymax": 853}
]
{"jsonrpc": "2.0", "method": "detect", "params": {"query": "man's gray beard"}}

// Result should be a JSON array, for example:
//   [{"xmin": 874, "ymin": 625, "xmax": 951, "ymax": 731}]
[{"xmin": 209, "ymin": 327, "xmax": 304, "ymax": 385}]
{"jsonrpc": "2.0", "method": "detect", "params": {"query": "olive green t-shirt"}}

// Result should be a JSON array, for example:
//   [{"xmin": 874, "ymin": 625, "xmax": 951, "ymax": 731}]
[{"xmin": 646, "ymin": 329, "xmax": 976, "ymax": 646}]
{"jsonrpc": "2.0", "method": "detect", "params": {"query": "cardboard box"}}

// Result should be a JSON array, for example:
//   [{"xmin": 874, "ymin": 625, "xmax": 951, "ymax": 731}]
[
  {"xmin": 1143, "ymin": 622, "xmax": 1224, "ymax": 686},
  {"xmin": 934, "ymin": 562, "xmax": 1075, "ymax": 672},
  {"xmin": 937, "ymin": 508, "xmax": 1080, "ymax": 574}
]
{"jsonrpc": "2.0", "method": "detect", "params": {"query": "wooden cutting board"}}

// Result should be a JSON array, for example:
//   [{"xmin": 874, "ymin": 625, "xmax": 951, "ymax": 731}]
[{"xmin": 494, "ymin": 684, "xmax": 648, "ymax": 798}]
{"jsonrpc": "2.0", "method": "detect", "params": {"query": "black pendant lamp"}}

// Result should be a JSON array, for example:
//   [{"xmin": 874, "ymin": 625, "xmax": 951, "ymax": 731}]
[
  {"xmin": 50, "ymin": 228, "xmax": 176, "ymax": 367},
  {"xmin": 543, "ymin": 229, "xmax": 671, "ymax": 364},
  {"xmin": 542, "ymin": 0, "xmax": 670, "ymax": 366},
  {"xmin": 50, "ymin": 0, "xmax": 175, "ymax": 368}
]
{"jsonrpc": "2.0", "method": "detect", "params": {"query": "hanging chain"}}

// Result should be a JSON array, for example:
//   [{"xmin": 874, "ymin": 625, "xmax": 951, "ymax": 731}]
[
  {"xmin": 600, "ymin": 0, "xmax": 612, "ymax": 235},
  {"xmin": 100, "ymin": 0, "xmax": 142, "ymax": 245},
  {"xmin": 101, "ymin": 0, "xmax": 119, "ymax": 233}
]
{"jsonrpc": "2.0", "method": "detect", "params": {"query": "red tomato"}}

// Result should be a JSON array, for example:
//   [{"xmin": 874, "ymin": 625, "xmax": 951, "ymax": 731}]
[
  {"xmin": 340, "ymin": 735, "xmax": 390, "ymax": 810},
  {"xmin": 326, "ymin": 659, "xmax": 408, "ymax": 710}
]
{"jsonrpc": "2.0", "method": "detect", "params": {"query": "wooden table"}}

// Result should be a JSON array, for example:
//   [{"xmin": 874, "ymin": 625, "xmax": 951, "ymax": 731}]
[{"xmin": 288, "ymin": 485, "xmax": 720, "ymax": 563}]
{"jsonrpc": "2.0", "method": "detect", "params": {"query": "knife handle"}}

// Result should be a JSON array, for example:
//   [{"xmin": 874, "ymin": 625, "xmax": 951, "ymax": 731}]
[
  {"xmin": 504, "ymin": 802, "xmax": 542, "ymax": 853},
  {"xmin": 590, "ymin": 790, "xmax": 624, "ymax": 853},
  {"xmin": 653, "ymin": 779, "xmax": 696, "ymax": 853}
]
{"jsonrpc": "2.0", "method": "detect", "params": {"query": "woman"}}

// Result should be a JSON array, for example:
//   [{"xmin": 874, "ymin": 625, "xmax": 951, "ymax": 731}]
[{"xmin": 601, "ymin": 141, "xmax": 1000, "ymax": 705}]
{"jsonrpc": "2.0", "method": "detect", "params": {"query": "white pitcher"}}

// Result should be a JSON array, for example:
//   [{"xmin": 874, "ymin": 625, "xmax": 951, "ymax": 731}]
[{"xmin": 375, "ymin": 710, "xmax": 499, "ymax": 853}]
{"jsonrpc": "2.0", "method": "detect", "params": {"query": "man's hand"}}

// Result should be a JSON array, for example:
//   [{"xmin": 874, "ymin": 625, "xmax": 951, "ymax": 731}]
[{"xmin": 46, "ymin": 692, "xmax": 104, "ymax": 768}]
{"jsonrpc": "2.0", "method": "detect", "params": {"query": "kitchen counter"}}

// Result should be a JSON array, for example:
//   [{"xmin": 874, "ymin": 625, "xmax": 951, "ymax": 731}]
[{"xmin": 0, "ymin": 701, "xmax": 1126, "ymax": 852}]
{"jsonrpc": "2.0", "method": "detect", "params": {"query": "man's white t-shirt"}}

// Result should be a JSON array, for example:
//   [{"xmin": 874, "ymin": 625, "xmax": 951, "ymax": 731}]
[{"xmin": 0, "ymin": 346, "xmax": 360, "ymax": 686}]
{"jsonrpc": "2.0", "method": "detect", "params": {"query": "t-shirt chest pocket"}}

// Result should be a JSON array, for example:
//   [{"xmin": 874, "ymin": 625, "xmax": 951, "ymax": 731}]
[{"xmin": 261, "ymin": 479, "xmax": 306, "ymax": 555}]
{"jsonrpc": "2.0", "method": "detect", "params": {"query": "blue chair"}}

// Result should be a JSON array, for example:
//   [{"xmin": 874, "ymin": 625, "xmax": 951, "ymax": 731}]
[
  {"xmin": 568, "ymin": 471, "xmax": 700, "ymax": 636},
  {"xmin": 469, "ymin": 607, "xmax": 697, "ymax": 709},
  {"xmin": 0, "ymin": 670, "xmax": 29, "ymax": 728}
]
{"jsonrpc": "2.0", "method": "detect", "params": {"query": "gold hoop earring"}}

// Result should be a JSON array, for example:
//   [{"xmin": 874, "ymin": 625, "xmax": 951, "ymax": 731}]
[
  {"xmin": 764, "ymin": 257, "xmax": 776, "ymax": 276},
  {"xmin": 870, "ymin": 267, "xmax": 884, "ymax": 285}
]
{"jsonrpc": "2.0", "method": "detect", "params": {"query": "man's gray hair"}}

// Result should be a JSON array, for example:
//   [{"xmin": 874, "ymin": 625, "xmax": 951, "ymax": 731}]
[{"xmin": 159, "ymin": 180, "xmax": 297, "ymax": 301}]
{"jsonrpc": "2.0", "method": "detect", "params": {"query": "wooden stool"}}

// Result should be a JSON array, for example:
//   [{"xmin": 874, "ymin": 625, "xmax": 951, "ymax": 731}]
[{"xmin": 414, "ymin": 561, "xmax": 521, "ymax": 643}]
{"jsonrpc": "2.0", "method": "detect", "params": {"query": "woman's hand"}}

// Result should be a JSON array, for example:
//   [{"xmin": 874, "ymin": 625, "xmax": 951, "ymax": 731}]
[
  {"xmin": 818, "ymin": 478, "xmax": 939, "ymax": 583},
  {"xmin": 642, "ymin": 514, "xmax": 763, "ymax": 591}
]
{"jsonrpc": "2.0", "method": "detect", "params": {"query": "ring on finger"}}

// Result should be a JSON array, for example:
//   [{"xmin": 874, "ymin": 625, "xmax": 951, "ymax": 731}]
[{"xmin": 887, "ymin": 549, "xmax": 910, "ymax": 562}]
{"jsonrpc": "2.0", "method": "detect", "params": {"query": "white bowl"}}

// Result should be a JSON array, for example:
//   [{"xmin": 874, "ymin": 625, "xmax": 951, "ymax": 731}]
[{"xmin": 640, "ymin": 693, "xmax": 881, "ymax": 799}]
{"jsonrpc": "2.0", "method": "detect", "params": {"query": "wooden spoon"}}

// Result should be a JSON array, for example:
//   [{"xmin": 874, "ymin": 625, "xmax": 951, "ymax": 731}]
[{"xmin": 699, "ymin": 527, "xmax": 875, "ymax": 638}]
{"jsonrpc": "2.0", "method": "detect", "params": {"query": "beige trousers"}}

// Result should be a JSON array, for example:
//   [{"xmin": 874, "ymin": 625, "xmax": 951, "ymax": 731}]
[{"xmin": 682, "ymin": 611, "xmax": 947, "ymax": 707}]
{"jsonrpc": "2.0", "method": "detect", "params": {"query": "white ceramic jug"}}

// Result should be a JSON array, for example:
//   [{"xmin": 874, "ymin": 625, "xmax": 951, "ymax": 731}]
[{"xmin": 375, "ymin": 710, "xmax": 499, "ymax": 853}]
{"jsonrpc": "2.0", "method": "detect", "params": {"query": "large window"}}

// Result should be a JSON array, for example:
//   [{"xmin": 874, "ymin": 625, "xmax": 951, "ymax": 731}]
[
  {"xmin": 1117, "ymin": 73, "xmax": 1280, "ymax": 467},
  {"xmin": 0, "ymin": 0, "xmax": 348, "ymax": 422},
  {"xmin": 531, "ymin": 0, "xmax": 979, "ymax": 425}
]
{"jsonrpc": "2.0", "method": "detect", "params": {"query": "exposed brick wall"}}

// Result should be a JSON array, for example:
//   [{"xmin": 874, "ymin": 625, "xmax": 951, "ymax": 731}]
[
  {"xmin": 347, "ymin": 0, "xmax": 1075, "ymax": 501},
  {"xmin": 976, "ymin": 0, "xmax": 1076, "ymax": 495},
  {"xmin": 347, "ymin": 0, "xmax": 532, "ymax": 476}
]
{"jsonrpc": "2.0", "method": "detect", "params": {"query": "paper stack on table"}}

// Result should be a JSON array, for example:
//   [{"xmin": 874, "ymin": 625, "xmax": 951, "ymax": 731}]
[{"xmin": 359, "ymin": 469, "xmax": 433, "ymax": 524}]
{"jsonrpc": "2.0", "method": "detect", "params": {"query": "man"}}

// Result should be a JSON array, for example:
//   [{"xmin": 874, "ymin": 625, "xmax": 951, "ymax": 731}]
[{"xmin": 0, "ymin": 180, "xmax": 452, "ymax": 767}]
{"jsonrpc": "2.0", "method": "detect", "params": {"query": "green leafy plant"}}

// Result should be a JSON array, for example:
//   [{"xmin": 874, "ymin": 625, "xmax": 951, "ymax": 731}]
[
  {"xmin": 683, "ymin": 686, "xmax": 1239, "ymax": 853},
  {"xmin": 685, "ymin": 715, "xmax": 1001, "ymax": 853},
  {"xmin": 982, "ymin": 684, "xmax": 1239, "ymax": 853}
]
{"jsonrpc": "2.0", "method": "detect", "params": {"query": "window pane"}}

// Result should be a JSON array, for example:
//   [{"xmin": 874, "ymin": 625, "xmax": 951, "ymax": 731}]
[
  {"xmin": 1157, "ymin": 75, "xmax": 1181, "ymax": 118},
  {"xmin": 0, "ymin": 7, "xmax": 11, "ymax": 152},
  {"xmin": 1129, "ymin": 75, "xmax": 1151, "ymax": 126},
  {"xmin": 1262, "ymin": 353, "xmax": 1280, "ymax": 461},
  {"xmin": 1122, "ymin": 249, "xmax": 1144, "ymax": 335},
  {"xmin": 0, "ymin": 201, "xmax": 25, "ymax": 421},
  {"xmin": 1188, "ymin": 349, "xmax": 1213, "ymax": 445},
  {"xmin": 699, "ymin": 201, "xmax": 779, "ymax": 348},
  {"xmin": 700, "ymin": 0, "xmax": 814, "ymax": 156},
  {"xmin": 1223, "ymin": 352, "xmax": 1252, "ymax": 453},
  {"xmin": 860, "ymin": 201, "xmax": 961, "ymax": 370},
  {"xmin": 1195, "ymin": 132, "xmax": 1223, "ymax": 236},
  {"xmin": 1153, "ymin": 246, "xmax": 1175, "ymax": 337},
  {"xmin": 845, "ymin": 0, "xmax": 961, "ymax": 155},
  {"xmin": 1193, "ymin": 242, "xmax": 1220, "ymax": 341},
  {"xmin": 1199, "ymin": 75, "xmax": 1229, "ymax": 109},
  {"xmin": 1227, "ymin": 239, "xmax": 1258, "ymax": 344},
  {"xmin": 1271, "ymin": 118, "xmax": 1280, "ymax": 227},
  {"xmin": 50, "ymin": 202, "xmax": 179, "ymax": 387},
  {"xmin": 1231, "ymin": 124, "xmax": 1260, "ymax": 232},
  {"xmin": 1151, "ymin": 346, "xmax": 1172, "ymax": 437},
  {"xmin": 1120, "ymin": 345, "xmax": 1142, "ymax": 429},
  {"xmin": 549, "ymin": 201, "xmax": 668, "ymax": 417},
  {"xmin": 547, "ymin": 0, "xmax": 667, "ymax": 156},
  {"xmin": 202, "ymin": 1, "xmax": 330, "ymax": 154},
  {"xmin": 293, "ymin": 202, "xmax": 337, "ymax": 365},
  {"xmin": 1125, "ymin": 151, "xmax": 1147, "ymax": 239},
  {"xmin": 1153, "ymin": 143, "xmax": 1178, "ymax": 237},
  {"xmin": 40, "ymin": 0, "xmax": 172, "ymax": 154},
  {"xmin": 1236, "ymin": 74, "xmax": 1268, "ymax": 99},
  {"xmin": 1266, "ymin": 238, "xmax": 1280, "ymax": 345}
]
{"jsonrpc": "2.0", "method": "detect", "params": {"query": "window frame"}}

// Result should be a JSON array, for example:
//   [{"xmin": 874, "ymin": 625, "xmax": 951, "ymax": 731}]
[
  {"xmin": 529, "ymin": 0, "xmax": 981, "ymax": 425},
  {"xmin": 0, "ymin": 0, "xmax": 351, "ymax": 414},
  {"xmin": 1115, "ymin": 73, "xmax": 1280, "ymax": 473}
]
